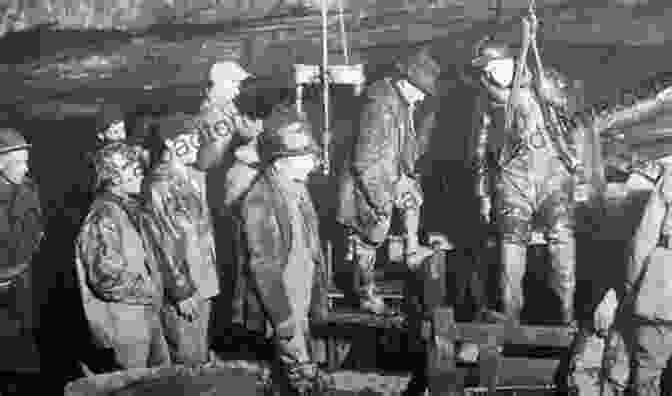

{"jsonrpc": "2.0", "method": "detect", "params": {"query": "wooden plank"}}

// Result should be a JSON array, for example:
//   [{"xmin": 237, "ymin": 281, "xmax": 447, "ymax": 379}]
[
  {"xmin": 433, "ymin": 307, "xmax": 576, "ymax": 348},
  {"xmin": 427, "ymin": 308, "xmax": 461, "ymax": 396},
  {"xmin": 493, "ymin": 357, "xmax": 561, "ymax": 387},
  {"xmin": 311, "ymin": 309, "xmax": 407, "ymax": 333}
]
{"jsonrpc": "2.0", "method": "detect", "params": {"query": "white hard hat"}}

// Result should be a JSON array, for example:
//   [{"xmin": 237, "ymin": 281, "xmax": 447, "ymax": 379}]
[{"xmin": 209, "ymin": 61, "xmax": 252, "ymax": 84}]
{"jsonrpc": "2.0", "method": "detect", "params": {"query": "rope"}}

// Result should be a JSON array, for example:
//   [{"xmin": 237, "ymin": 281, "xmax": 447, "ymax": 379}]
[
  {"xmin": 321, "ymin": 0, "xmax": 331, "ymax": 176},
  {"xmin": 337, "ymin": 0, "xmax": 350, "ymax": 64}
]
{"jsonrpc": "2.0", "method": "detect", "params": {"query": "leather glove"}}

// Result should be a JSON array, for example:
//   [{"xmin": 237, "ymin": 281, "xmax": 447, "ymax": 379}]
[
  {"xmin": 395, "ymin": 174, "xmax": 423, "ymax": 209},
  {"xmin": 177, "ymin": 293, "xmax": 201, "ymax": 322},
  {"xmin": 479, "ymin": 196, "xmax": 492, "ymax": 224}
]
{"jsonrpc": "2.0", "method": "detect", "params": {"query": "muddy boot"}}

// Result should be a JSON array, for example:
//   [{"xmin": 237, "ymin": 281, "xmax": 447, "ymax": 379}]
[
  {"xmin": 275, "ymin": 329, "xmax": 332, "ymax": 395},
  {"xmin": 349, "ymin": 236, "xmax": 394, "ymax": 316},
  {"xmin": 548, "ymin": 226, "xmax": 576, "ymax": 326},
  {"xmin": 357, "ymin": 266, "xmax": 395, "ymax": 316},
  {"xmin": 403, "ymin": 208, "xmax": 434, "ymax": 270},
  {"xmin": 404, "ymin": 235, "xmax": 434, "ymax": 270},
  {"xmin": 499, "ymin": 242, "xmax": 527, "ymax": 324}
]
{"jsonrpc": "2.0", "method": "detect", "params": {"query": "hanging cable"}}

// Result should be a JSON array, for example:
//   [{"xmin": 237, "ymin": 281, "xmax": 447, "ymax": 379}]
[
  {"xmin": 337, "ymin": 0, "xmax": 350, "ymax": 64},
  {"xmin": 321, "ymin": 0, "xmax": 331, "ymax": 176}
]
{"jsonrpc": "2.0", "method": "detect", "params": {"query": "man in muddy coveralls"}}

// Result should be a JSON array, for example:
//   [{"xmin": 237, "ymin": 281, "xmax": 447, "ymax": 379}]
[
  {"xmin": 237, "ymin": 108, "xmax": 330, "ymax": 394},
  {"xmin": 337, "ymin": 47, "xmax": 441, "ymax": 315},
  {"xmin": 470, "ymin": 36, "xmax": 578, "ymax": 324}
]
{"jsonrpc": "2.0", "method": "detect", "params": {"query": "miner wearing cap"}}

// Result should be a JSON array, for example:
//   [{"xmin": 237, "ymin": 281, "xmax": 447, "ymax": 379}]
[
  {"xmin": 234, "ymin": 107, "xmax": 329, "ymax": 394},
  {"xmin": 469, "ymin": 36, "xmax": 578, "ymax": 324},
  {"xmin": 75, "ymin": 142, "xmax": 170, "ymax": 369},
  {"xmin": 143, "ymin": 114, "xmax": 219, "ymax": 365},
  {"xmin": 336, "ymin": 46, "xmax": 441, "ymax": 315},
  {"xmin": 0, "ymin": 128, "xmax": 42, "ymax": 341},
  {"xmin": 195, "ymin": 61, "xmax": 263, "ymax": 205}
]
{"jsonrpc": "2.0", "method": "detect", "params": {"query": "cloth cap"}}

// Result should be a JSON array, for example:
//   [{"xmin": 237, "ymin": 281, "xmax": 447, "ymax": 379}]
[
  {"xmin": 209, "ymin": 61, "xmax": 252, "ymax": 84},
  {"xmin": 395, "ymin": 46, "xmax": 441, "ymax": 96},
  {"xmin": 259, "ymin": 108, "xmax": 320, "ymax": 162},
  {"xmin": 0, "ymin": 128, "xmax": 30, "ymax": 155},
  {"xmin": 92, "ymin": 142, "xmax": 143, "ymax": 189},
  {"xmin": 471, "ymin": 36, "xmax": 513, "ymax": 68}
]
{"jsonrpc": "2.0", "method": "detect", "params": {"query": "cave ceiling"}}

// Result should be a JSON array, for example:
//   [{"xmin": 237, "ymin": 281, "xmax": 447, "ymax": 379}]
[{"xmin": 0, "ymin": 0, "xmax": 671, "ymax": 120}]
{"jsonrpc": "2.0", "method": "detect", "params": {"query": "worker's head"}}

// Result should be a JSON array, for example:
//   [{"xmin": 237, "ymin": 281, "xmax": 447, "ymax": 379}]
[
  {"xmin": 395, "ymin": 46, "xmax": 441, "ymax": 98},
  {"xmin": 259, "ymin": 107, "xmax": 321, "ymax": 182},
  {"xmin": 96, "ymin": 104, "xmax": 127, "ymax": 145},
  {"xmin": 93, "ymin": 142, "xmax": 145, "ymax": 195},
  {"xmin": 471, "ymin": 36, "xmax": 515, "ymax": 89},
  {"xmin": 0, "ymin": 128, "xmax": 30, "ymax": 185},
  {"xmin": 207, "ymin": 61, "xmax": 252, "ymax": 104},
  {"xmin": 150, "ymin": 114, "xmax": 202, "ymax": 167}
]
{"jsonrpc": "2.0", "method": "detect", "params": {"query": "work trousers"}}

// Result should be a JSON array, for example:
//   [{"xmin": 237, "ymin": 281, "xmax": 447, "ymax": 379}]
[
  {"xmin": 108, "ymin": 308, "xmax": 171, "ymax": 370},
  {"xmin": 494, "ymin": 144, "xmax": 576, "ymax": 322},
  {"xmin": 162, "ymin": 298, "xmax": 212, "ymax": 365}
]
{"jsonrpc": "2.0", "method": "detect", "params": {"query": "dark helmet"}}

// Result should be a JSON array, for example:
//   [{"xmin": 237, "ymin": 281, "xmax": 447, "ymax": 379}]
[
  {"xmin": 395, "ymin": 46, "xmax": 441, "ymax": 96},
  {"xmin": 259, "ymin": 107, "xmax": 320, "ymax": 162},
  {"xmin": 471, "ymin": 36, "xmax": 513, "ymax": 68},
  {"xmin": 0, "ymin": 128, "xmax": 30, "ymax": 155}
]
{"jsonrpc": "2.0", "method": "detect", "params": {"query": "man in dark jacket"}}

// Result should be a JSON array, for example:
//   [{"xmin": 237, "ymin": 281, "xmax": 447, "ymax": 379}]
[
  {"xmin": 76, "ymin": 142, "xmax": 170, "ymax": 370},
  {"xmin": 0, "ymin": 128, "xmax": 43, "ymax": 340},
  {"xmin": 144, "ymin": 115, "xmax": 220, "ymax": 365},
  {"xmin": 337, "ymin": 47, "xmax": 441, "ymax": 315},
  {"xmin": 235, "ymin": 108, "xmax": 330, "ymax": 394}
]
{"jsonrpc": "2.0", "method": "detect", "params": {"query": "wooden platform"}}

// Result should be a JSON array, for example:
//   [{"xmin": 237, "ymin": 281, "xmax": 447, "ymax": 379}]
[{"xmin": 310, "ymin": 305, "xmax": 577, "ymax": 395}]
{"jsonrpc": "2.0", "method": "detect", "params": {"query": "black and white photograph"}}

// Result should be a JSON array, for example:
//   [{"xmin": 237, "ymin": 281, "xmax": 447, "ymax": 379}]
[{"xmin": 0, "ymin": 0, "xmax": 670, "ymax": 394}]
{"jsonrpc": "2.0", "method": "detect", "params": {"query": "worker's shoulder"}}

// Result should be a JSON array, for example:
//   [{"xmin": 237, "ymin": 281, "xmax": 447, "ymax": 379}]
[{"xmin": 364, "ymin": 78, "xmax": 400, "ymax": 106}]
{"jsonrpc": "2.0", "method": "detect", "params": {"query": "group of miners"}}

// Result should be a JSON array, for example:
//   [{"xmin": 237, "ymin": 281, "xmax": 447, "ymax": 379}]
[{"xmin": 1, "ymin": 25, "xmax": 672, "ymax": 395}]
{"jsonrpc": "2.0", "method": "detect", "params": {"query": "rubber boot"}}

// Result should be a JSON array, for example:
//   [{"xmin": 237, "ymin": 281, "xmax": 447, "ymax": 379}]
[
  {"xmin": 357, "ymin": 261, "xmax": 394, "ymax": 316},
  {"xmin": 348, "ymin": 236, "xmax": 394, "ymax": 316},
  {"xmin": 499, "ymin": 242, "xmax": 527, "ymax": 324},
  {"xmin": 403, "ymin": 207, "xmax": 434, "ymax": 270},
  {"xmin": 274, "ymin": 324, "xmax": 331, "ymax": 395},
  {"xmin": 548, "ymin": 230, "xmax": 576, "ymax": 326}
]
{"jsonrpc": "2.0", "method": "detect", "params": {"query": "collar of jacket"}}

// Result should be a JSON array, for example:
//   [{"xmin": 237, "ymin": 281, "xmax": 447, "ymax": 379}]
[{"xmin": 366, "ymin": 78, "xmax": 411, "ymax": 113}]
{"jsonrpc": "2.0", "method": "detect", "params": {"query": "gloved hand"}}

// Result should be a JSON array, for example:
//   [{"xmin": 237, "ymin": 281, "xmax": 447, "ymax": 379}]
[
  {"xmin": 177, "ymin": 294, "xmax": 201, "ymax": 322},
  {"xmin": 479, "ymin": 196, "xmax": 492, "ymax": 224},
  {"xmin": 395, "ymin": 174, "xmax": 423, "ymax": 210},
  {"xmin": 594, "ymin": 289, "xmax": 618, "ymax": 336}
]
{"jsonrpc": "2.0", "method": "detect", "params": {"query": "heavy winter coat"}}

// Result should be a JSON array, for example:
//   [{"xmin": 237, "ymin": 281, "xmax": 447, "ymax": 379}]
[
  {"xmin": 337, "ymin": 78, "xmax": 429, "ymax": 244},
  {"xmin": 230, "ymin": 168, "xmax": 328, "ymax": 334}
]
